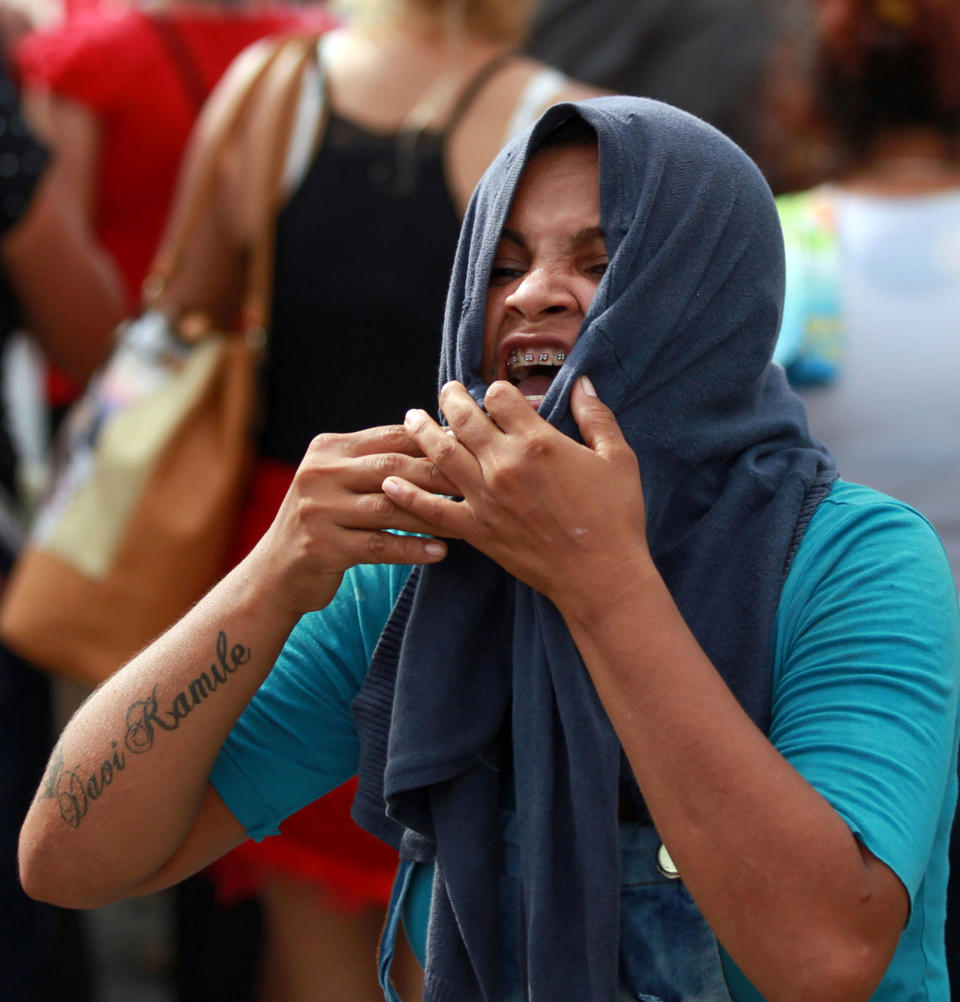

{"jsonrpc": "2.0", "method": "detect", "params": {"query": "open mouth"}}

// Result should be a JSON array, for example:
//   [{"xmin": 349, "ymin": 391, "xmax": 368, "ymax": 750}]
[{"xmin": 506, "ymin": 348, "xmax": 567, "ymax": 406}]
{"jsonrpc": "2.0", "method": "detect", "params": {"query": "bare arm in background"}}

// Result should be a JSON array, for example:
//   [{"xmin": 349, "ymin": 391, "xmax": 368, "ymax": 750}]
[{"xmin": 0, "ymin": 166, "xmax": 122, "ymax": 381}]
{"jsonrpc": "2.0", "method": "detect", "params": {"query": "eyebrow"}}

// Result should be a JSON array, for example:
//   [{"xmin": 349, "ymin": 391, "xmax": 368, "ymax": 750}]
[
  {"xmin": 568, "ymin": 226, "xmax": 606, "ymax": 250},
  {"xmin": 500, "ymin": 226, "xmax": 606, "ymax": 251}
]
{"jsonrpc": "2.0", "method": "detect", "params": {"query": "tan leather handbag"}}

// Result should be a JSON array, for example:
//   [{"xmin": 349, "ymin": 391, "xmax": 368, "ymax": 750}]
[{"xmin": 0, "ymin": 34, "xmax": 321, "ymax": 686}]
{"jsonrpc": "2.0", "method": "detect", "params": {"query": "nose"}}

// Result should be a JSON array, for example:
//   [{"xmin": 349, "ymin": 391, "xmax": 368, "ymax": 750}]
[{"xmin": 504, "ymin": 265, "xmax": 578, "ymax": 321}]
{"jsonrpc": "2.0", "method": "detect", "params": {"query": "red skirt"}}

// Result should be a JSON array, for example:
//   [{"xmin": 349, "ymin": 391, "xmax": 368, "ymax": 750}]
[{"xmin": 209, "ymin": 459, "xmax": 398, "ymax": 912}]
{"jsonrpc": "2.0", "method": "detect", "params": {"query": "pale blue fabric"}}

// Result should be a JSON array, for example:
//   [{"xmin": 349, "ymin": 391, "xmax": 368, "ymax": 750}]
[{"xmin": 212, "ymin": 480, "xmax": 960, "ymax": 1001}]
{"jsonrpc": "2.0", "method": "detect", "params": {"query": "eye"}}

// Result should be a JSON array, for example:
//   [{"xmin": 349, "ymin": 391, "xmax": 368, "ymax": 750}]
[
  {"xmin": 588, "ymin": 260, "xmax": 608, "ymax": 279},
  {"xmin": 489, "ymin": 234, "xmax": 528, "ymax": 286},
  {"xmin": 489, "ymin": 263, "xmax": 527, "ymax": 285}
]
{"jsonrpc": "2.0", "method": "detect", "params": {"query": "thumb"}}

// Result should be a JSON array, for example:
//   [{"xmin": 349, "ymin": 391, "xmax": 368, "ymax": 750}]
[{"xmin": 570, "ymin": 375, "xmax": 626, "ymax": 456}]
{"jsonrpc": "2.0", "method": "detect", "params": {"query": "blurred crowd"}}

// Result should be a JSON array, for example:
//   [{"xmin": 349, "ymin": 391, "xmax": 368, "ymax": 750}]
[{"xmin": 0, "ymin": 0, "xmax": 956, "ymax": 999}]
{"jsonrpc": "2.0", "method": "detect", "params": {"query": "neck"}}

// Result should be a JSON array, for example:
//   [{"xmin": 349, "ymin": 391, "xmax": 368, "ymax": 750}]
[
  {"xmin": 350, "ymin": 0, "xmax": 453, "ymax": 39},
  {"xmin": 321, "ymin": 20, "xmax": 510, "ymax": 133},
  {"xmin": 842, "ymin": 130, "xmax": 960, "ymax": 195}
]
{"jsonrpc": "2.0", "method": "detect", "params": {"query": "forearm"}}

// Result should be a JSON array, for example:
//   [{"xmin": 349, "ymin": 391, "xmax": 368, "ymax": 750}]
[
  {"xmin": 18, "ymin": 424, "xmax": 452, "ymax": 908},
  {"xmin": 18, "ymin": 545, "xmax": 299, "ymax": 908},
  {"xmin": 1, "ymin": 172, "xmax": 122, "ymax": 379},
  {"xmin": 558, "ymin": 561, "xmax": 904, "ymax": 1002}
]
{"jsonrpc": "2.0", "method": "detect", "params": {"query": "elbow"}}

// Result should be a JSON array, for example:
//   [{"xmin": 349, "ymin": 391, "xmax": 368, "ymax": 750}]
[
  {"xmin": 763, "ymin": 928, "xmax": 896, "ymax": 1002},
  {"xmin": 19, "ymin": 868, "xmax": 58, "ymax": 908},
  {"xmin": 18, "ymin": 816, "xmax": 54, "ymax": 904},
  {"xmin": 824, "ymin": 930, "xmax": 897, "ymax": 1002},
  {"xmin": 18, "ymin": 838, "xmax": 79, "ymax": 909},
  {"xmin": 18, "ymin": 819, "xmax": 108, "ymax": 910},
  {"xmin": 758, "ymin": 855, "xmax": 905, "ymax": 1002},
  {"xmin": 782, "ymin": 959, "xmax": 888, "ymax": 1002},
  {"xmin": 19, "ymin": 853, "xmax": 111, "ymax": 910},
  {"xmin": 18, "ymin": 842, "xmax": 64, "ymax": 907}
]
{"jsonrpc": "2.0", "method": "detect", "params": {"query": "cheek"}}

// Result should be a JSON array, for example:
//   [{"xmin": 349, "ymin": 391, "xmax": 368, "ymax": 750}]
[
  {"xmin": 575, "ymin": 278, "xmax": 602, "ymax": 314},
  {"xmin": 480, "ymin": 295, "xmax": 505, "ymax": 378}
]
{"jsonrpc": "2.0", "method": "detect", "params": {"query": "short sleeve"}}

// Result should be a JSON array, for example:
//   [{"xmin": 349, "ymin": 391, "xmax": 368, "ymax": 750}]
[
  {"xmin": 14, "ymin": 10, "xmax": 143, "ymax": 108},
  {"xmin": 211, "ymin": 562, "xmax": 412, "ymax": 840},
  {"xmin": 770, "ymin": 483, "xmax": 960, "ymax": 903}
]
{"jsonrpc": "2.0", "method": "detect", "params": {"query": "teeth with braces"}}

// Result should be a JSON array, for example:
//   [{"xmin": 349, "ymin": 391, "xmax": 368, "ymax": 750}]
[{"xmin": 506, "ymin": 348, "xmax": 567, "ymax": 382}]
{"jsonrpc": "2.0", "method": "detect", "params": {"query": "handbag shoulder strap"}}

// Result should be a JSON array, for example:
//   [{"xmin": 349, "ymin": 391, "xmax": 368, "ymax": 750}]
[
  {"xmin": 144, "ymin": 34, "xmax": 321, "ymax": 333},
  {"xmin": 148, "ymin": 15, "xmax": 210, "ymax": 113},
  {"xmin": 238, "ymin": 34, "xmax": 324, "ymax": 331}
]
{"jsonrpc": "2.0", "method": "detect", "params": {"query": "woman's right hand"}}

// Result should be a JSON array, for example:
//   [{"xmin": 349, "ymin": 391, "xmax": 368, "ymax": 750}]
[{"xmin": 252, "ymin": 423, "xmax": 455, "ymax": 620}]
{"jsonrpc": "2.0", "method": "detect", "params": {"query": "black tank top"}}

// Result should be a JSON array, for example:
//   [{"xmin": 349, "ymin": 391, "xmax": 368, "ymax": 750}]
[{"xmin": 259, "ymin": 51, "xmax": 513, "ymax": 464}]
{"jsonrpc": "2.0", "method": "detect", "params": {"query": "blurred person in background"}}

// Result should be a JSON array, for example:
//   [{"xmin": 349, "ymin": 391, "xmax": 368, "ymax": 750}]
[
  {"xmin": 0, "ymin": 53, "xmax": 121, "ymax": 1001},
  {"xmin": 13, "ymin": 0, "xmax": 334, "ymax": 423},
  {"xmin": 523, "ymin": 0, "xmax": 793, "ymax": 189},
  {"xmin": 769, "ymin": 0, "xmax": 960, "ymax": 992},
  {"xmin": 15, "ymin": 0, "xmax": 334, "ymax": 310},
  {"xmin": 150, "ymin": 0, "xmax": 605, "ymax": 998},
  {"xmin": 10, "ymin": 5, "xmax": 333, "ymax": 996}
]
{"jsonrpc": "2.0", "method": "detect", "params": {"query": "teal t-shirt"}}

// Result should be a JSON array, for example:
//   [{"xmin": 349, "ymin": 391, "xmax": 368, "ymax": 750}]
[{"xmin": 211, "ymin": 481, "xmax": 960, "ymax": 1000}]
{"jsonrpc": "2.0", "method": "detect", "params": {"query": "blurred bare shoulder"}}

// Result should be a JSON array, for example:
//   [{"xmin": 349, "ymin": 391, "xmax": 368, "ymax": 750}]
[{"xmin": 447, "ymin": 53, "xmax": 610, "ymax": 212}]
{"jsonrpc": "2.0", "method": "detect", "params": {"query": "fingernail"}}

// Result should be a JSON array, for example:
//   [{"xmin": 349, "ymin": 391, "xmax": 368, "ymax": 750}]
[
  {"xmin": 404, "ymin": 408, "xmax": 426, "ymax": 428},
  {"xmin": 424, "ymin": 541, "xmax": 446, "ymax": 557},
  {"xmin": 579, "ymin": 375, "xmax": 597, "ymax": 397}
]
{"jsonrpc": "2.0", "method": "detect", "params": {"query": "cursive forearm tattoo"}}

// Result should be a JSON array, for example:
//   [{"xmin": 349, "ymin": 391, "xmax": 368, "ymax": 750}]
[{"xmin": 38, "ymin": 630, "xmax": 251, "ymax": 829}]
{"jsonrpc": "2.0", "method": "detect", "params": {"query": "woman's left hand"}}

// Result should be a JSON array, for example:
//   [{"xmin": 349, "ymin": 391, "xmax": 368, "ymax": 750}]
[{"xmin": 383, "ymin": 376, "xmax": 652, "ymax": 613}]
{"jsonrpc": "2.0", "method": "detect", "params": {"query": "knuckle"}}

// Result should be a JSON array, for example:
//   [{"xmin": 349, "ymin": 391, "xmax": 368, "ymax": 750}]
[
  {"xmin": 375, "ymin": 424, "xmax": 410, "ymax": 449},
  {"xmin": 444, "ymin": 409, "xmax": 470, "ymax": 437},
  {"xmin": 615, "ymin": 442, "xmax": 640, "ymax": 470},
  {"xmin": 360, "ymin": 492, "xmax": 395, "ymax": 518},
  {"xmin": 484, "ymin": 461, "xmax": 516, "ymax": 496},
  {"xmin": 484, "ymin": 381, "xmax": 512, "ymax": 407},
  {"xmin": 433, "ymin": 435, "xmax": 459, "ymax": 463},
  {"xmin": 523, "ymin": 432, "xmax": 553, "ymax": 461},
  {"xmin": 366, "ymin": 531, "xmax": 392, "ymax": 557},
  {"xmin": 484, "ymin": 463, "xmax": 507, "ymax": 491},
  {"xmin": 368, "ymin": 452, "xmax": 401, "ymax": 476},
  {"xmin": 424, "ymin": 494, "xmax": 448, "ymax": 521},
  {"xmin": 307, "ymin": 431, "xmax": 342, "ymax": 456}
]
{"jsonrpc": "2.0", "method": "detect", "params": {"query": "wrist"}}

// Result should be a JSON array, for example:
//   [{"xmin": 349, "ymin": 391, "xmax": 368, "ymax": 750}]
[
  {"xmin": 234, "ymin": 538, "xmax": 314, "ymax": 631},
  {"xmin": 552, "ymin": 544, "xmax": 662, "ymax": 633}
]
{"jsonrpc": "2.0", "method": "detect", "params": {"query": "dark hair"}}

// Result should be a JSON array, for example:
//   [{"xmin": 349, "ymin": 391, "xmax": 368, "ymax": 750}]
[
  {"xmin": 531, "ymin": 114, "xmax": 598, "ymax": 156},
  {"xmin": 813, "ymin": 0, "xmax": 960, "ymax": 158}
]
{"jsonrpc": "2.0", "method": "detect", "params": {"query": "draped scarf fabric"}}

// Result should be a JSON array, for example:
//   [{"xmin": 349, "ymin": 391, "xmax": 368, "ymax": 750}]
[{"xmin": 353, "ymin": 96, "xmax": 836, "ymax": 1001}]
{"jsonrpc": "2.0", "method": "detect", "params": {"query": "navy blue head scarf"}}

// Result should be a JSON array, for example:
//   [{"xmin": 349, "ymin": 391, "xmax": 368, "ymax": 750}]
[{"xmin": 353, "ymin": 96, "xmax": 836, "ymax": 1001}]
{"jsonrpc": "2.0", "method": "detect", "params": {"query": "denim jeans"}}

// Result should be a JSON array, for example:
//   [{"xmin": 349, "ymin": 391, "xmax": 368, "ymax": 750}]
[
  {"xmin": 614, "ymin": 819, "xmax": 732, "ymax": 1001},
  {"xmin": 379, "ymin": 811, "xmax": 733, "ymax": 1001}
]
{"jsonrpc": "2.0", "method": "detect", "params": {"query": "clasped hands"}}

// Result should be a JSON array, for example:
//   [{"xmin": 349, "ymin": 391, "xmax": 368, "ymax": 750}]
[{"xmin": 263, "ymin": 377, "xmax": 649, "ymax": 619}]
